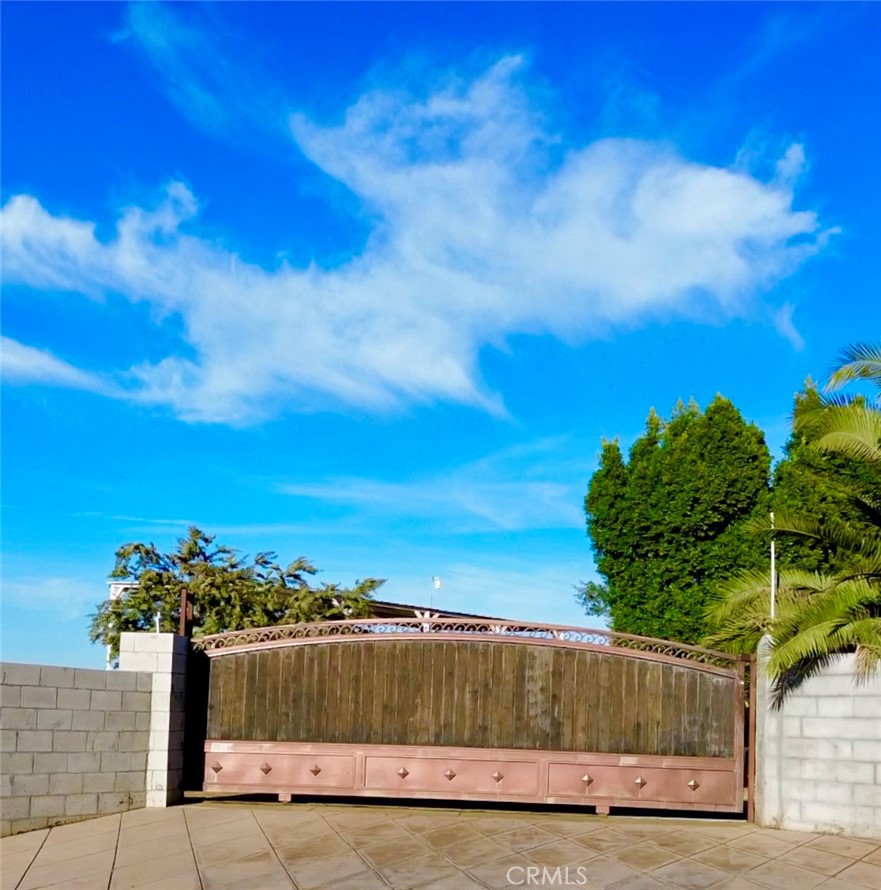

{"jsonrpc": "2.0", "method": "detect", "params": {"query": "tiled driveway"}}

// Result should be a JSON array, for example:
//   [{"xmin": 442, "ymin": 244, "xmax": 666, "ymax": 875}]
[{"xmin": 2, "ymin": 802, "xmax": 880, "ymax": 890}]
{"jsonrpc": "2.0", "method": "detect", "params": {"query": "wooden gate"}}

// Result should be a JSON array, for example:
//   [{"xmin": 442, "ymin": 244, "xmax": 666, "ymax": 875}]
[{"xmin": 193, "ymin": 618, "xmax": 752, "ymax": 814}]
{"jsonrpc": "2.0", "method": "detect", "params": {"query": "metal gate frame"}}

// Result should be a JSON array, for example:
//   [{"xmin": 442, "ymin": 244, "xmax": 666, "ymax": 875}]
[{"xmin": 193, "ymin": 618, "xmax": 753, "ymax": 815}]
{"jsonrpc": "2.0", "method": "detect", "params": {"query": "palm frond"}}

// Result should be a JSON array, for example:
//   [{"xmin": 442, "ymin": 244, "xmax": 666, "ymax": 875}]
[
  {"xmin": 816, "ymin": 430, "xmax": 881, "ymax": 464},
  {"xmin": 769, "ymin": 654, "xmax": 837, "ymax": 709},
  {"xmin": 826, "ymin": 342, "xmax": 881, "ymax": 393}
]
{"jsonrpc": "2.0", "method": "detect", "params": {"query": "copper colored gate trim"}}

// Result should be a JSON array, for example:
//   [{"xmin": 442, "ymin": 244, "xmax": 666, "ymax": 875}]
[{"xmin": 204, "ymin": 740, "xmax": 743, "ymax": 813}]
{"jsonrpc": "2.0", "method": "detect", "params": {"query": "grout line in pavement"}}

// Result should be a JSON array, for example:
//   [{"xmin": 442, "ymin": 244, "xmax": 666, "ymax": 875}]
[
  {"xmin": 104, "ymin": 814, "xmax": 122, "ymax": 890},
  {"xmin": 182, "ymin": 807, "xmax": 206, "ymax": 890},
  {"xmin": 314, "ymin": 806, "xmax": 397, "ymax": 890},
  {"xmin": 249, "ymin": 806, "xmax": 298, "ymax": 889},
  {"xmin": 13, "ymin": 827, "xmax": 51, "ymax": 890}
]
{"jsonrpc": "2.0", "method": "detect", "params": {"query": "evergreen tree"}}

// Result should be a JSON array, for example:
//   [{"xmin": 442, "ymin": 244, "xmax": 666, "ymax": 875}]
[
  {"xmin": 90, "ymin": 526, "xmax": 384, "ymax": 658},
  {"xmin": 581, "ymin": 396, "xmax": 771, "ymax": 643}
]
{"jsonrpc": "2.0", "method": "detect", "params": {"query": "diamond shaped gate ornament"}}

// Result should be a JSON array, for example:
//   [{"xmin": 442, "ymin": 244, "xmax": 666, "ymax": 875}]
[
  {"xmin": 397, "ymin": 767, "xmax": 409, "ymax": 779},
  {"xmin": 688, "ymin": 779, "xmax": 700, "ymax": 791},
  {"xmin": 492, "ymin": 771, "xmax": 504, "ymax": 783},
  {"xmin": 309, "ymin": 764, "xmax": 322, "ymax": 776},
  {"xmin": 444, "ymin": 769, "xmax": 457, "ymax": 781},
  {"xmin": 259, "ymin": 763, "xmax": 272, "ymax": 775},
  {"xmin": 634, "ymin": 776, "xmax": 647, "ymax": 788},
  {"xmin": 581, "ymin": 773, "xmax": 593, "ymax": 786},
  {"xmin": 210, "ymin": 762, "xmax": 223, "ymax": 774}
]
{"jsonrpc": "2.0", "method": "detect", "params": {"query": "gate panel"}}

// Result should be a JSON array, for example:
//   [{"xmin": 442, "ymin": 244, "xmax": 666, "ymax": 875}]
[
  {"xmin": 195, "ymin": 619, "xmax": 748, "ymax": 813},
  {"xmin": 206, "ymin": 639, "xmax": 738, "ymax": 757}
]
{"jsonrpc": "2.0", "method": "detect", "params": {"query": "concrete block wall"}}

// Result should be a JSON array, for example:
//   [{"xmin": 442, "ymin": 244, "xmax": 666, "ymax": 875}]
[
  {"xmin": 119, "ymin": 633, "xmax": 187, "ymax": 807},
  {"xmin": 756, "ymin": 646, "xmax": 881, "ymax": 839},
  {"xmin": 0, "ymin": 662, "xmax": 152, "ymax": 836}
]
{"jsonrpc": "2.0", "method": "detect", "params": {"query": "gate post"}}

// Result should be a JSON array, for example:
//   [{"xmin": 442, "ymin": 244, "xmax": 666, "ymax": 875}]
[
  {"xmin": 119, "ymin": 632, "xmax": 188, "ymax": 807},
  {"xmin": 747, "ymin": 654, "xmax": 757, "ymax": 822}
]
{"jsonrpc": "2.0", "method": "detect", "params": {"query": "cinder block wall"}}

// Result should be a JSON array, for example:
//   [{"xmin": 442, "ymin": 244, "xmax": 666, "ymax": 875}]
[
  {"xmin": 756, "ymin": 648, "xmax": 881, "ymax": 840},
  {"xmin": 0, "ymin": 662, "xmax": 152, "ymax": 836}
]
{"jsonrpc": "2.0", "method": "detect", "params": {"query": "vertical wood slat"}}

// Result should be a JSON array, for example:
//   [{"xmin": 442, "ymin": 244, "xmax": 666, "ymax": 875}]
[
  {"xmin": 441, "ymin": 642, "xmax": 458, "ymax": 746},
  {"xmin": 548, "ymin": 648, "xmax": 563, "ymax": 751},
  {"xmin": 263, "ymin": 648, "xmax": 280, "ymax": 741},
  {"xmin": 252, "ymin": 650, "xmax": 265, "ymax": 742},
  {"xmin": 684, "ymin": 669, "xmax": 701, "ymax": 756},
  {"xmin": 384, "ymin": 641, "xmax": 400, "ymax": 743},
  {"xmin": 645, "ymin": 660, "xmax": 661, "ymax": 756},
  {"xmin": 205, "ymin": 639, "xmax": 740, "ymax": 756},
  {"xmin": 317, "ymin": 642, "xmax": 330, "ymax": 740},
  {"xmin": 714, "ymin": 674, "xmax": 732, "ymax": 757},
  {"xmin": 429, "ymin": 640, "xmax": 445, "ymax": 745},
  {"xmin": 584, "ymin": 651, "xmax": 600, "ymax": 752},
  {"xmin": 212, "ymin": 654, "xmax": 228, "ymax": 739},
  {"xmin": 462, "ymin": 641, "xmax": 478, "ymax": 748},
  {"xmin": 490, "ymin": 642, "xmax": 503, "ymax": 747},
  {"xmin": 509, "ymin": 643, "xmax": 524, "ymax": 748},
  {"xmin": 524, "ymin": 647, "xmax": 543, "ymax": 749},
  {"xmin": 228, "ymin": 652, "xmax": 245, "ymax": 741},
  {"xmin": 409, "ymin": 640, "xmax": 426, "ymax": 742},
  {"xmin": 701, "ymin": 674, "xmax": 715, "ymax": 757},
  {"xmin": 368, "ymin": 642, "xmax": 385, "ymax": 745},
  {"xmin": 476, "ymin": 641, "xmax": 492, "ymax": 744},
  {"xmin": 338, "ymin": 641, "xmax": 350, "ymax": 744},
  {"xmin": 572, "ymin": 650, "xmax": 590, "ymax": 751},
  {"xmin": 624, "ymin": 656, "xmax": 638, "ymax": 753},
  {"xmin": 288, "ymin": 644, "xmax": 303, "ymax": 742},
  {"xmin": 559, "ymin": 647, "xmax": 576, "ymax": 752},
  {"xmin": 596, "ymin": 654, "xmax": 611, "ymax": 753},
  {"xmin": 609, "ymin": 658, "xmax": 633, "ymax": 754},
  {"xmin": 276, "ymin": 647, "xmax": 292, "ymax": 742},
  {"xmin": 349, "ymin": 642, "xmax": 363, "ymax": 743},
  {"xmin": 206, "ymin": 654, "xmax": 221, "ymax": 739},
  {"xmin": 301, "ymin": 643, "xmax": 314, "ymax": 741},
  {"xmin": 241, "ymin": 653, "xmax": 257, "ymax": 742}
]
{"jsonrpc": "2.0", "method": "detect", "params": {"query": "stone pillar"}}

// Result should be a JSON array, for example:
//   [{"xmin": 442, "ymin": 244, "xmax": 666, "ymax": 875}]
[{"xmin": 118, "ymin": 633, "xmax": 187, "ymax": 807}]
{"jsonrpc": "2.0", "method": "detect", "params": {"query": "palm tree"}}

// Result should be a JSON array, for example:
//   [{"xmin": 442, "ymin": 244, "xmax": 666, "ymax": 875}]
[
  {"xmin": 798, "ymin": 341, "xmax": 881, "ymax": 464},
  {"xmin": 705, "ymin": 342, "xmax": 881, "ymax": 706}
]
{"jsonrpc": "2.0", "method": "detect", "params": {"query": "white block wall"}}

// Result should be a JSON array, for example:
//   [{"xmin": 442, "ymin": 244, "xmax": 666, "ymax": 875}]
[
  {"xmin": 756, "ymin": 643, "xmax": 881, "ymax": 839},
  {"xmin": 118, "ymin": 633, "xmax": 187, "ymax": 807}
]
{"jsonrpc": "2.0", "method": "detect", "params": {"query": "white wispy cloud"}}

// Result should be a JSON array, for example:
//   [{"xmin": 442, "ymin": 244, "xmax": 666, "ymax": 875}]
[
  {"xmin": 1, "ymin": 337, "xmax": 109, "ymax": 392},
  {"xmin": 116, "ymin": 2, "xmax": 284, "ymax": 142},
  {"xmin": 1, "ymin": 52, "xmax": 832, "ymax": 423},
  {"xmin": 772, "ymin": 302, "xmax": 805, "ymax": 352},
  {"xmin": 284, "ymin": 477, "xmax": 582, "ymax": 533},
  {"xmin": 280, "ymin": 438, "xmax": 590, "ymax": 532}
]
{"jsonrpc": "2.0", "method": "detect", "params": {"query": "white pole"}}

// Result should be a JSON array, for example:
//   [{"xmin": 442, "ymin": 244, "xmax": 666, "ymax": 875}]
[{"xmin": 770, "ymin": 511, "xmax": 777, "ymax": 620}]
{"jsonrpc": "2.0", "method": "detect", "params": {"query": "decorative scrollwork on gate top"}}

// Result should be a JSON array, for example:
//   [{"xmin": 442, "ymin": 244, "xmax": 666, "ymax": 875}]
[{"xmin": 190, "ymin": 617, "xmax": 742, "ymax": 667}]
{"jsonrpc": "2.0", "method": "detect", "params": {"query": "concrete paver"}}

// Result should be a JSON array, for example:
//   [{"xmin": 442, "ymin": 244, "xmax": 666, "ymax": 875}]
[{"xmin": 1, "ymin": 801, "xmax": 879, "ymax": 889}]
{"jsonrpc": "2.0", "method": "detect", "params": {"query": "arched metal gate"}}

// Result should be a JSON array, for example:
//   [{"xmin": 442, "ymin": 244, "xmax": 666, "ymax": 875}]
[{"xmin": 192, "ymin": 619, "xmax": 753, "ymax": 814}]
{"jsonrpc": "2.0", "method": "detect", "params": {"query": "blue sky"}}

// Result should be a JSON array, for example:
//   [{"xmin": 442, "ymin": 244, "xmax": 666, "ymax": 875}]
[{"xmin": 2, "ymin": 2, "xmax": 879, "ymax": 668}]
